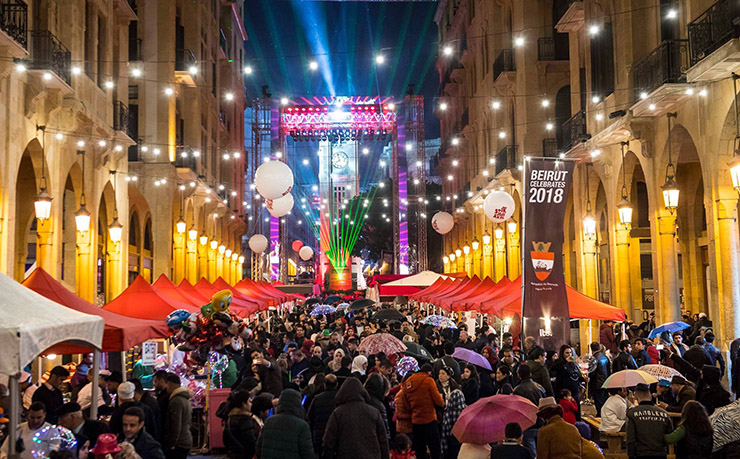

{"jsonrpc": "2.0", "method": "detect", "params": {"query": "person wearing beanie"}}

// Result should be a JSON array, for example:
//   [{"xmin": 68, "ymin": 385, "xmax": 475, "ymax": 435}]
[
  {"xmin": 696, "ymin": 365, "xmax": 731, "ymax": 415},
  {"xmin": 108, "ymin": 381, "xmax": 158, "ymax": 440}
]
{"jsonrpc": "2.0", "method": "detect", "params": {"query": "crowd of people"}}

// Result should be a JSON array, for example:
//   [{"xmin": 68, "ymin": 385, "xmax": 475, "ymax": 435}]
[{"xmin": 1, "ymin": 303, "xmax": 739, "ymax": 459}]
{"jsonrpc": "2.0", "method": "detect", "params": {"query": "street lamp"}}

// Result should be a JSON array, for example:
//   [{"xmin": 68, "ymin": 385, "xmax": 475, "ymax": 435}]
[
  {"xmin": 210, "ymin": 239, "xmax": 218, "ymax": 250},
  {"xmin": 507, "ymin": 219, "xmax": 517, "ymax": 234},
  {"xmin": 218, "ymin": 244, "xmax": 226, "ymax": 254},
  {"xmin": 199, "ymin": 234, "xmax": 208, "ymax": 245},
  {"xmin": 108, "ymin": 215, "xmax": 123, "ymax": 243},
  {"xmin": 463, "ymin": 244, "xmax": 470, "ymax": 255},
  {"xmin": 225, "ymin": 249, "xmax": 233, "ymax": 258},
  {"xmin": 730, "ymin": 75, "xmax": 740, "ymax": 191},
  {"xmin": 449, "ymin": 252, "xmax": 456, "ymax": 262},
  {"xmin": 617, "ymin": 142, "xmax": 633, "ymax": 226},
  {"xmin": 231, "ymin": 253, "xmax": 238, "ymax": 261},
  {"xmin": 494, "ymin": 224, "xmax": 504, "ymax": 240},
  {"xmin": 75, "ymin": 150, "xmax": 91, "ymax": 232},
  {"xmin": 482, "ymin": 231, "xmax": 491, "ymax": 246},
  {"xmin": 455, "ymin": 248, "xmax": 462, "ymax": 258},
  {"xmin": 188, "ymin": 225, "xmax": 198, "ymax": 241},
  {"xmin": 443, "ymin": 256, "xmax": 449, "ymax": 264},
  {"xmin": 176, "ymin": 217, "xmax": 186, "ymax": 234},
  {"xmin": 583, "ymin": 162, "xmax": 596, "ymax": 238},
  {"xmin": 662, "ymin": 113, "xmax": 680, "ymax": 212},
  {"xmin": 238, "ymin": 255, "xmax": 245, "ymax": 264},
  {"xmin": 471, "ymin": 238, "xmax": 480, "ymax": 251}
]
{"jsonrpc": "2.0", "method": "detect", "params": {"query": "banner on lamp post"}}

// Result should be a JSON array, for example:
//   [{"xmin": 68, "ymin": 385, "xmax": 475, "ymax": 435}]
[{"xmin": 521, "ymin": 157, "xmax": 576, "ymax": 350}]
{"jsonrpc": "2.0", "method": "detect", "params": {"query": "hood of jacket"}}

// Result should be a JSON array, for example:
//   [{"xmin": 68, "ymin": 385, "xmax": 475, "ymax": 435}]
[
  {"xmin": 276, "ymin": 388, "xmax": 305, "ymax": 418},
  {"xmin": 702, "ymin": 365, "xmax": 721, "ymax": 385},
  {"xmin": 169, "ymin": 387, "xmax": 190, "ymax": 401},
  {"xmin": 335, "ymin": 376, "xmax": 369, "ymax": 405},
  {"xmin": 403, "ymin": 371, "xmax": 432, "ymax": 394},
  {"xmin": 364, "ymin": 373, "xmax": 388, "ymax": 401}
]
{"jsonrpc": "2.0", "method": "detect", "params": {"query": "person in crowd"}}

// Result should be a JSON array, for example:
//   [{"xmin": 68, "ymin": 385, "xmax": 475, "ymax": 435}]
[
  {"xmin": 129, "ymin": 379, "xmax": 160, "ymax": 441},
  {"xmin": 56, "ymin": 401, "xmax": 110, "ymax": 456},
  {"xmin": 333, "ymin": 356, "xmax": 353, "ymax": 386},
  {"xmin": 626, "ymin": 383, "xmax": 673, "ymax": 459},
  {"xmin": 322, "ymin": 377, "xmax": 389, "ymax": 459},
  {"xmin": 460, "ymin": 364, "xmax": 480, "ymax": 405},
  {"xmin": 434, "ymin": 366, "xmax": 459, "ymax": 405},
  {"xmin": 599, "ymin": 321, "xmax": 618, "ymax": 355},
  {"xmin": 432, "ymin": 342, "xmax": 461, "ymax": 383},
  {"xmin": 365, "ymin": 373, "xmax": 391, "ymax": 441},
  {"xmin": 76, "ymin": 370, "xmax": 109, "ymax": 416},
  {"xmin": 398, "ymin": 364, "xmax": 444, "ymax": 459},
  {"xmin": 163, "ymin": 374, "xmax": 192, "ymax": 459},
  {"xmin": 639, "ymin": 312, "xmax": 656, "ymax": 338},
  {"xmin": 599, "ymin": 388, "xmax": 628, "ymax": 433},
  {"xmin": 390, "ymin": 433, "xmax": 415, "ymax": 459},
  {"xmin": 535, "ymin": 397, "xmax": 587, "ymax": 459},
  {"xmin": 327, "ymin": 348, "xmax": 345, "ymax": 373},
  {"xmin": 588, "ymin": 342, "xmax": 611, "ymax": 416},
  {"xmin": 500, "ymin": 347, "xmax": 520, "ymax": 385},
  {"xmin": 526, "ymin": 347, "xmax": 553, "ymax": 397},
  {"xmin": 289, "ymin": 348, "xmax": 310, "ymax": 383},
  {"xmin": 550, "ymin": 345, "xmax": 584, "ymax": 420},
  {"xmin": 480, "ymin": 346, "xmax": 498, "ymax": 369},
  {"xmin": 493, "ymin": 365, "xmax": 513, "ymax": 395},
  {"xmin": 558, "ymin": 389, "xmax": 578, "ymax": 425},
  {"xmin": 703, "ymin": 332, "xmax": 725, "ymax": 376},
  {"xmin": 32, "ymin": 366, "xmax": 70, "ymax": 424},
  {"xmin": 490, "ymin": 422, "xmax": 534, "ymax": 459},
  {"xmin": 632, "ymin": 338, "xmax": 651, "ymax": 367},
  {"xmin": 513, "ymin": 365, "xmax": 545, "ymax": 406},
  {"xmin": 351, "ymin": 355, "xmax": 368, "ymax": 382},
  {"xmin": 120, "ymin": 407, "xmax": 165, "ymax": 459},
  {"xmin": 683, "ymin": 337, "xmax": 712, "ymax": 371},
  {"xmin": 109, "ymin": 382, "xmax": 157, "ymax": 441},
  {"xmin": 661, "ymin": 375, "xmax": 696, "ymax": 414},
  {"xmin": 664, "ymin": 400, "xmax": 713, "ymax": 459},
  {"xmin": 612, "ymin": 340, "xmax": 638, "ymax": 372},
  {"xmin": 250, "ymin": 393, "xmax": 273, "ymax": 438},
  {"xmin": 223, "ymin": 390, "xmax": 257, "ymax": 459},
  {"xmin": 655, "ymin": 379, "xmax": 676, "ymax": 406},
  {"xmin": 107, "ymin": 372, "xmax": 123, "ymax": 405},
  {"xmin": 256, "ymin": 389, "xmax": 314, "ymax": 459},
  {"xmin": 439, "ymin": 389, "xmax": 465, "ymax": 459},
  {"xmin": 695, "ymin": 365, "xmax": 730, "ymax": 415},
  {"xmin": 250, "ymin": 348, "xmax": 283, "ymax": 397},
  {"xmin": 71, "ymin": 354, "xmax": 94, "ymax": 388},
  {"xmin": 152, "ymin": 371, "xmax": 170, "ymax": 431},
  {"xmin": 0, "ymin": 402, "xmax": 50, "ymax": 459},
  {"xmin": 307, "ymin": 374, "xmax": 337, "ymax": 456},
  {"xmin": 671, "ymin": 331, "xmax": 689, "ymax": 357}
]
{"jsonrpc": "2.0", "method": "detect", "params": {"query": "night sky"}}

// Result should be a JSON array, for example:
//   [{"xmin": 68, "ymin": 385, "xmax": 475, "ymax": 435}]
[{"xmin": 242, "ymin": 0, "xmax": 441, "ymax": 137}]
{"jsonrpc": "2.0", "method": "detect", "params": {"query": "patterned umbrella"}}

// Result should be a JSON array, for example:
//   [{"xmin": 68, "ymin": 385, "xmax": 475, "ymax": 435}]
[
  {"xmin": 601, "ymin": 369, "xmax": 658, "ymax": 389},
  {"xmin": 396, "ymin": 356, "xmax": 419, "ymax": 378},
  {"xmin": 360, "ymin": 333, "xmax": 407, "ymax": 355},
  {"xmin": 310, "ymin": 305, "xmax": 337, "ymax": 316},
  {"xmin": 337, "ymin": 302, "xmax": 351, "ymax": 309},
  {"xmin": 420, "ymin": 314, "xmax": 457, "ymax": 329},
  {"xmin": 639, "ymin": 364, "xmax": 683, "ymax": 380},
  {"xmin": 452, "ymin": 395, "xmax": 538, "ymax": 444}
]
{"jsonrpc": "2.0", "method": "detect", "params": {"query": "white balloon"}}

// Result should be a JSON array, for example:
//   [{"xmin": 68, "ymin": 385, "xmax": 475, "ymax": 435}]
[
  {"xmin": 299, "ymin": 246, "xmax": 314, "ymax": 261},
  {"xmin": 431, "ymin": 212, "xmax": 454, "ymax": 234},
  {"xmin": 483, "ymin": 190, "xmax": 516, "ymax": 222},
  {"xmin": 255, "ymin": 161, "xmax": 294, "ymax": 200},
  {"xmin": 267, "ymin": 193, "xmax": 294, "ymax": 217},
  {"xmin": 248, "ymin": 234, "xmax": 269, "ymax": 253}
]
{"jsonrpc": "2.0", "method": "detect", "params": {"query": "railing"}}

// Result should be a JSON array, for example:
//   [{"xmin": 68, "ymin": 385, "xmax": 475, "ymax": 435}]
[
  {"xmin": 495, "ymin": 145, "xmax": 517, "ymax": 175},
  {"xmin": 542, "ymin": 138, "xmax": 559, "ymax": 158},
  {"xmin": 633, "ymin": 39, "xmax": 688, "ymax": 99},
  {"xmin": 0, "ymin": 0, "xmax": 27, "ymax": 49},
  {"xmin": 688, "ymin": 0, "xmax": 740, "ymax": 66},
  {"xmin": 30, "ymin": 30, "xmax": 71, "ymax": 85},
  {"xmin": 129, "ymin": 38, "xmax": 142, "ymax": 61},
  {"xmin": 113, "ymin": 101, "xmax": 134, "ymax": 139},
  {"xmin": 538, "ymin": 37, "xmax": 556, "ymax": 61},
  {"xmin": 493, "ymin": 49, "xmax": 515, "ymax": 81},
  {"xmin": 563, "ymin": 110, "xmax": 589, "ymax": 150},
  {"xmin": 175, "ymin": 48, "xmax": 195, "ymax": 72}
]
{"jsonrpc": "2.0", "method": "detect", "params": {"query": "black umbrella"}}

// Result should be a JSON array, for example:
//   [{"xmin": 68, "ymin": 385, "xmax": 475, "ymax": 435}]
[
  {"xmin": 324, "ymin": 295, "xmax": 342, "ymax": 304},
  {"xmin": 404, "ymin": 341, "xmax": 434, "ymax": 361},
  {"xmin": 305, "ymin": 298, "xmax": 321, "ymax": 306},
  {"xmin": 349, "ymin": 298, "xmax": 375, "ymax": 311},
  {"xmin": 372, "ymin": 309, "xmax": 405, "ymax": 322}
]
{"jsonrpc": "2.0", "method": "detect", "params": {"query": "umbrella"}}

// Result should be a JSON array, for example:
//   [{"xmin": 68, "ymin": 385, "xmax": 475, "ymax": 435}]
[
  {"xmin": 403, "ymin": 342, "xmax": 433, "ymax": 361},
  {"xmin": 601, "ymin": 369, "xmax": 658, "ymax": 389},
  {"xmin": 360, "ymin": 333, "xmax": 407, "ymax": 355},
  {"xmin": 305, "ymin": 298, "xmax": 321, "ymax": 307},
  {"xmin": 452, "ymin": 347, "xmax": 492, "ymax": 371},
  {"xmin": 372, "ymin": 309, "xmax": 405, "ymax": 322},
  {"xmin": 396, "ymin": 356, "xmax": 419, "ymax": 377},
  {"xmin": 310, "ymin": 305, "xmax": 337, "ymax": 316},
  {"xmin": 324, "ymin": 295, "xmax": 341, "ymax": 304},
  {"xmin": 639, "ymin": 364, "xmax": 683, "ymax": 380},
  {"xmin": 452, "ymin": 395, "xmax": 538, "ymax": 444},
  {"xmin": 349, "ymin": 298, "xmax": 375, "ymax": 311},
  {"xmin": 420, "ymin": 314, "xmax": 457, "ymax": 329},
  {"xmin": 648, "ymin": 321, "xmax": 690, "ymax": 339},
  {"xmin": 709, "ymin": 402, "xmax": 740, "ymax": 450},
  {"xmin": 337, "ymin": 302, "xmax": 350, "ymax": 309}
]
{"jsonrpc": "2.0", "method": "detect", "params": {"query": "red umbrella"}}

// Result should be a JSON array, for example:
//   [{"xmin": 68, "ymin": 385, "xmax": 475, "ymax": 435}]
[
  {"xmin": 359, "ymin": 333, "xmax": 406, "ymax": 355},
  {"xmin": 452, "ymin": 395, "xmax": 538, "ymax": 445}
]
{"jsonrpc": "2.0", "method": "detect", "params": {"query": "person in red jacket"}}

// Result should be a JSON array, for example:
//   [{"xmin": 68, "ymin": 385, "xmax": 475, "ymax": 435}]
[
  {"xmin": 558, "ymin": 389, "xmax": 579, "ymax": 424},
  {"xmin": 400, "ymin": 363, "xmax": 445, "ymax": 459}
]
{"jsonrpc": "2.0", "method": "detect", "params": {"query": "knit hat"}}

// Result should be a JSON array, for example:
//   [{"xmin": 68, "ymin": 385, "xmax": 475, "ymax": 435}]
[
  {"xmin": 55, "ymin": 402, "xmax": 81, "ymax": 417},
  {"xmin": 117, "ymin": 381, "xmax": 135, "ymax": 400}
]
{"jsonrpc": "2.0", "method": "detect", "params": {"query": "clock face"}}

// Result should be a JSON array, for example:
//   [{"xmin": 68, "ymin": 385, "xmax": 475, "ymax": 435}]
[{"xmin": 332, "ymin": 151, "xmax": 349, "ymax": 169}]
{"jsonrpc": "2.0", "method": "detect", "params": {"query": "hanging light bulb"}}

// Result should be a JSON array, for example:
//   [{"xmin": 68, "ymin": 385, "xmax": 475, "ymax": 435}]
[
  {"xmin": 188, "ymin": 225, "xmax": 198, "ymax": 241},
  {"xmin": 449, "ymin": 253, "xmax": 456, "ymax": 262},
  {"xmin": 662, "ymin": 113, "xmax": 680, "ymax": 212},
  {"xmin": 507, "ymin": 219, "xmax": 518, "ymax": 234},
  {"xmin": 231, "ymin": 252, "xmax": 238, "ymax": 261},
  {"xmin": 218, "ymin": 244, "xmax": 226, "ymax": 254},
  {"xmin": 471, "ymin": 238, "xmax": 480, "ymax": 251},
  {"xmin": 108, "ymin": 215, "xmax": 123, "ymax": 243},
  {"xmin": 583, "ymin": 162, "xmax": 597, "ymax": 237},
  {"xmin": 463, "ymin": 243, "xmax": 470, "ymax": 255},
  {"xmin": 34, "ymin": 188, "xmax": 52, "ymax": 220},
  {"xmin": 75, "ymin": 203, "xmax": 91, "ymax": 232},
  {"xmin": 443, "ymin": 256, "xmax": 449, "ymax": 264},
  {"xmin": 617, "ymin": 142, "xmax": 634, "ymax": 225},
  {"xmin": 225, "ymin": 249, "xmax": 233, "ymax": 258},
  {"xmin": 455, "ymin": 248, "xmax": 462, "ymax": 257},
  {"xmin": 238, "ymin": 255, "xmax": 245, "ymax": 264}
]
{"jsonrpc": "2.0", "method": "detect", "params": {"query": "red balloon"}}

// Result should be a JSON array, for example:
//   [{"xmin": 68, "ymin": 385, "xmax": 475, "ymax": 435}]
[{"xmin": 292, "ymin": 240, "xmax": 304, "ymax": 252}]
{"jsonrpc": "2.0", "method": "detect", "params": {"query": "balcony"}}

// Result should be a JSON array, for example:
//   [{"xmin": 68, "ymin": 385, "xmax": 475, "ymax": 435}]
[
  {"xmin": 562, "ymin": 110, "xmax": 589, "ymax": 151},
  {"xmin": 113, "ymin": 101, "xmax": 134, "ymax": 140},
  {"xmin": 632, "ymin": 40, "xmax": 690, "ymax": 116},
  {"xmin": 542, "ymin": 138, "xmax": 559, "ymax": 158},
  {"xmin": 175, "ymin": 48, "xmax": 196, "ymax": 86},
  {"xmin": 555, "ymin": 0, "xmax": 584, "ymax": 34},
  {"xmin": 0, "ymin": 0, "xmax": 27, "ymax": 57},
  {"xmin": 495, "ymin": 145, "xmax": 517, "ymax": 176},
  {"xmin": 29, "ymin": 30, "xmax": 71, "ymax": 89},
  {"xmin": 538, "ymin": 37, "xmax": 568, "ymax": 61},
  {"xmin": 493, "ymin": 49, "xmax": 515, "ymax": 83},
  {"xmin": 686, "ymin": 0, "xmax": 740, "ymax": 81}
]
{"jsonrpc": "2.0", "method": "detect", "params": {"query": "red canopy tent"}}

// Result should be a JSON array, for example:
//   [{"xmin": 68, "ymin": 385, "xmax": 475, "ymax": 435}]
[
  {"xmin": 430, "ymin": 276, "xmax": 480, "ymax": 310},
  {"xmin": 233, "ymin": 279, "xmax": 280, "ymax": 307},
  {"xmin": 408, "ymin": 277, "xmax": 446, "ymax": 301},
  {"xmin": 177, "ymin": 279, "xmax": 211, "ymax": 304},
  {"xmin": 103, "ymin": 276, "xmax": 197, "ymax": 320},
  {"xmin": 465, "ymin": 277, "xmax": 514, "ymax": 311},
  {"xmin": 22, "ymin": 269, "xmax": 170, "ymax": 354},
  {"xmin": 415, "ymin": 277, "xmax": 460, "ymax": 303},
  {"xmin": 212, "ymin": 277, "xmax": 266, "ymax": 313},
  {"xmin": 377, "ymin": 284, "xmax": 423, "ymax": 297},
  {"xmin": 244, "ymin": 278, "xmax": 292, "ymax": 304},
  {"xmin": 153, "ymin": 274, "xmax": 201, "ymax": 307},
  {"xmin": 443, "ymin": 277, "xmax": 497, "ymax": 312}
]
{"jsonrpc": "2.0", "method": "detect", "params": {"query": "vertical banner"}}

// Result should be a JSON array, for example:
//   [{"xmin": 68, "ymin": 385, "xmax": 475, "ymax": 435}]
[{"xmin": 522, "ymin": 158, "xmax": 575, "ymax": 350}]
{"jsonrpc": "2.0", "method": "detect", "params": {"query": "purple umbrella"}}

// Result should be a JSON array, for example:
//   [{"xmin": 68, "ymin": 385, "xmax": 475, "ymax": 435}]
[{"xmin": 452, "ymin": 347, "xmax": 492, "ymax": 371}]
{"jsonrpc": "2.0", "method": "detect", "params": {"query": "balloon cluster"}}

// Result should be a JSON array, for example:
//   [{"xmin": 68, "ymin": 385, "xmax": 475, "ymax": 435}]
[
  {"xmin": 31, "ymin": 425, "xmax": 77, "ymax": 458},
  {"xmin": 166, "ymin": 290, "xmax": 252, "ymax": 364}
]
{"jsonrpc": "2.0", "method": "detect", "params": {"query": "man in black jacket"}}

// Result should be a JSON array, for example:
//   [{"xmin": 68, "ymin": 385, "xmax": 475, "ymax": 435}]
[
  {"xmin": 612, "ymin": 340, "xmax": 638, "ymax": 372},
  {"xmin": 120, "ymin": 407, "xmax": 165, "ymax": 459},
  {"xmin": 632, "ymin": 338, "xmax": 651, "ymax": 367},
  {"xmin": 525, "ymin": 347, "xmax": 553, "ymax": 397},
  {"xmin": 57, "ymin": 402, "xmax": 110, "ymax": 448},
  {"xmin": 587, "ymin": 342, "xmax": 611, "ymax": 415},
  {"xmin": 432, "ymin": 342, "xmax": 461, "ymax": 383},
  {"xmin": 32, "ymin": 366, "xmax": 69, "ymax": 424},
  {"xmin": 626, "ymin": 384, "xmax": 673, "ymax": 459},
  {"xmin": 307, "ymin": 374, "xmax": 338, "ymax": 456},
  {"xmin": 684, "ymin": 337, "xmax": 712, "ymax": 372},
  {"xmin": 513, "ymin": 365, "xmax": 546, "ymax": 406},
  {"xmin": 250, "ymin": 348, "xmax": 283, "ymax": 397}
]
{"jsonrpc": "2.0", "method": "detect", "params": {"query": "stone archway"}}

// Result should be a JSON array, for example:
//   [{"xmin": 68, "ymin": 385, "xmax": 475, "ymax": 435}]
[
  {"xmin": 61, "ymin": 163, "xmax": 83, "ymax": 287},
  {"xmin": 13, "ymin": 139, "xmax": 48, "ymax": 281}
]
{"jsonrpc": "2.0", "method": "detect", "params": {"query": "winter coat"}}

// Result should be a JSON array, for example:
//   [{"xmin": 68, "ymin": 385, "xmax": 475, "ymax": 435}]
[
  {"xmin": 322, "ymin": 378, "xmax": 390, "ymax": 459},
  {"xmin": 599, "ymin": 324, "xmax": 618, "ymax": 355},
  {"xmin": 536, "ymin": 415, "xmax": 585, "ymax": 459},
  {"xmin": 588, "ymin": 351, "xmax": 611, "ymax": 398},
  {"xmin": 460, "ymin": 377, "xmax": 480, "ymax": 405},
  {"xmin": 612, "ymin": 351, "xmax": 638, "ymax": 373},
  {"xmin": 526, "ymin": 360, "xmax": 554, "ymax": 397},
  {"xmin": 559, "ymin": 398, "xmax": 579, "ymax": 424},
  {"xmin": 306, "ymin": 388, "xmax": 337, "ymax": 449},
  {"xmin": 513, "ymin": 378, "xmax": 546, "ymax": 406},
  {"xmin": 364, "ymin": 375, "xmax": 391, "ymax": 440},
  {"xmin": 118, "ymin": 430, "xmax": 165, "ymax": 459},
  {"xmin": 224, "ymin": 408, "xmax": 257, "ymax": 459},
  {"xmin": 399, "ymin": 371, "xmax": 445, "ymax": 425},
  {"xmin": 696, "ymin": 365, "xmax": 731, "ymax": 415},
  {"xmin": 255, "ymin": 389, "xmax": 315, "ymax": 459},
  {"xmin": 665, "ymin": 424, "xmax": 713, "ymax": 459},
  {"xmin": 626, "ymin": 401, "xmax": 673, "ymax": 458},
  {"xmin": 164, "ymin": 387, "xmax": 192, "ymax": 450},
  {"xmin": 393, "ymin": 388, "xmax": 413, "ymax": 434},
  {"xmin": 666, "ymin": 384, "xmax": 696, "ymax": 413},
  {"xmin": 550, "ymin": 360, "xmax": 583, "ymax": 400},
  {"xmin": 683, "ymin": 345, "xmax": 712, "ymax": 372},
  {"xmin": 256, "ymin": 359, "xmax": 284, "ymax": 397}
]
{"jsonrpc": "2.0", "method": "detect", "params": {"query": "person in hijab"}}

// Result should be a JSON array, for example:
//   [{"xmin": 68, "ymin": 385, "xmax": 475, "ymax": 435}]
[
  {"xmin": 440, "ymin": 389, "xmax": 466, "ymax": 459},
  {"xmin": 351, "ymin": 355, "xmax": 369, "ymax": 383}
]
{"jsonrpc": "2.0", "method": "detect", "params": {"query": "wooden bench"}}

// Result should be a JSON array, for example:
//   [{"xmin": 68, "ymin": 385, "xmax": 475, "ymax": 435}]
[{"xmin": 584, "ymin": 416, "xmax": 675, "ymax": 459}]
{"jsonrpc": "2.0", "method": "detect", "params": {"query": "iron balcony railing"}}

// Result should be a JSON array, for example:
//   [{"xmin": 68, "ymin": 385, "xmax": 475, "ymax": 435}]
[
  {"xmin": 1, "ymin": 0, "xmax": 27, "ymax": 49},
  {"xmin": 493, "ymin": 49, "xmax": 515, "ymax": 81},
  {"xmin": 495, "ymin": 145, "xmax": 517, "ymax": 175},
  {"xmin": 113, "ymin": 101, "xmax": 134, "ymax": 139},
  {"xmin": 538, "ymin": 37, "xmax": 556, "ymax": 61},
  {"xmin": 30, "ymin": 30, "xmax": 71, "ymax": 85},
  {"xmin": 563, "ymin": 110, "xmax": 589, "ymax": 151},
  {"xmin": 688, "ymin": 0, "xmax": 740, "ymax": 66},
  {"xmin": 633, "ymin": 39, "xmax": 688, "ymax": 100},
  {"xmin": 175, "ymin": 48, "xmax": 195, "ymax": 72},
  {"xmin": 542, "ymin": 138, "xmax": 559, "ymax": 158}
]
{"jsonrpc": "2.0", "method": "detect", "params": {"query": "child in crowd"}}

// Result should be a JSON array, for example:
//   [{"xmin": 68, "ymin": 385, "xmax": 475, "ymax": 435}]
[
  {"xmin": 558, "ymin": 389, "xmax": 579, "ymax": 424},
  {"xmin": 390, "ymin": 433, "xmax": 416, "ymax": 459}
]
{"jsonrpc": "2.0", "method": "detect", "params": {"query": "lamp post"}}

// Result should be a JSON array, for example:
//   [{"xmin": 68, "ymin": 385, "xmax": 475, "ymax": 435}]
[
  {"xmin": 33, "ymin": 126, "xmax": 52, "ymax": 221},
  {"xmin": 494, "ymin": 224, "xmax": 506, "ymax": 280},
  {"xmin": 472, "ymin": 237, "xmax": 481, "ymax": 277},
  {"xmin": 463, "ymin": 242, "xmax": 472, "ymax": 276},
  {"xmin": 617, "ymin": 142, "xmax": 633, "ymax": 226},
  {"xmin": 75, "ymin": 150, "xmax": 91, "ymax": 232},
  {"xmin": 662, "ymin": 113, "xmax": 680, "ymax": 213},
  {"xmin": 482, "ymin": 231, "xmax": 493, "ymax": 279}
]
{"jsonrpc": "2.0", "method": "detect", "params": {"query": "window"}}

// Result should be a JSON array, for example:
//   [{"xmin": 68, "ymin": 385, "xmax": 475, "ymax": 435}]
[
  {"xmin": 590, "ymin": 22, "xmax": 615, "ymax": 99},
  {"xmin": 128, "ymin": 85, "xmax": 139, "ymax": 100}
]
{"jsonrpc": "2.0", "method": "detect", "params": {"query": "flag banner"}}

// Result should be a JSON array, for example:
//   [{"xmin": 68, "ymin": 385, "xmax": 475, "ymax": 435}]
[{"xmin": 522, "ymin": 158, "xmax": 575, "ymax": 350}]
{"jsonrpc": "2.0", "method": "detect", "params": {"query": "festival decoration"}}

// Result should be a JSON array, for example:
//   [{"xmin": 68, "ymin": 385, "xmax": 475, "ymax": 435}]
[
  {"xmin": 267, "ymin": 193, "xmax": 294, "ymax": 217},
  {"xmin": 292, "ymin": 240, "xmax": 304, "ymax": 252},
  {"xmin": 432, "ymin": 211, "xmax": 454, "ymax": 234},
  {"xmin": 255, "ymin": 160, "xmax": 294, "ymax": 199},
  {"xmin": 248, "ymin": 234, "xmax": 269, "ymax": 253},
  {"xmin": 31, "ymin": 425, "xmax": 77, "ymax": 458},
  {"xmin": 299, "ymin": 246, "xmax": 314, "ymax": 261},
  {"xmin": 483, "ymin": 190, "xmax": 515, "ymax": 223},
  {"xmin": 396, "ymin": 356, "xmax": 419, "ymax": 378}
]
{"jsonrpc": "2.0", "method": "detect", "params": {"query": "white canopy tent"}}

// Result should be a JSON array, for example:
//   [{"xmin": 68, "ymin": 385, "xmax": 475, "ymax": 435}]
[
  {"xmin": 383, "ymin": 270, "xmax": 448, "ymax": 287},
  {"xmin": 0, "ymin": 272, "xmax": 104, "ymax": 458}
]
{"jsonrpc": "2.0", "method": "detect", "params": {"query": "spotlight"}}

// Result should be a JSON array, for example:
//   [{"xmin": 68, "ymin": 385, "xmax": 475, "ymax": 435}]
[
  {"xmin": 439, "ymin": 102, "xmax": 448, "ymax": 111},
  {"xmin": 71, "ymin": 66, "xmax": 82, "ymax": 75},
  {"xmin": 243, "ymin": 66, "xmax": 253, "ymax": 75},
  {"xmin": 104, "ymin": 80, "xmax": 114, "ymax": 89},
  {"xmin": 130, "ymin": 68, "xmax": 141, "ymax": 77},
  {"xmin": 280, "ymin": 97, "xmax": 289, "ymax": 106},
  {"xmin": 164, "ymin": 87, "xmax": 174, "ymax": 96},
  {"xmin": 309, "ymin": 61, "xmax": 319, "ymax": 71},
  {"xmin": 375, "ymin": 54, "xmax": 385, "ymax": 65},
  {"xmin": 55, "ymin": 133, "xmax": 63, "ymax": 140},
  {"xmin": 492, "ymin": 100, "xmax": 501, "ymax": 110},
  {"xmin": 589, "ymin": 24, "xmax": 600, "ymax": 35},
  {"xmin": 224, "ymin": 92, "xmax": 234, "ymax": 101},
  {"xmin": 514, "ymin": 36, "xmax": 524, "ymax": 47},
  {"xmin": 188, "ymin": 65, "xmax": 198, "ymax": 75},
  {"xmin": 443, "ymin": 45, "xmax": 453, "ymax": 56}
]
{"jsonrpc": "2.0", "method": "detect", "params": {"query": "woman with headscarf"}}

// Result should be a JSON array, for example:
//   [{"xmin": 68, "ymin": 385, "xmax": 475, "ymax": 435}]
[
  {"xmin": 440, "ymin": 389, "xmax": 466, "ymax": 459},
  {"xmin": 327, "ymin": 348, "xmax": 345, "ymax": 373},
  {"xmin": 351, "ymin": 355, "xmax": 369, "ymax": 383},
  {"xmin": 481, "ymin": 346, "xmax": 498, "ymax": 368}
]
